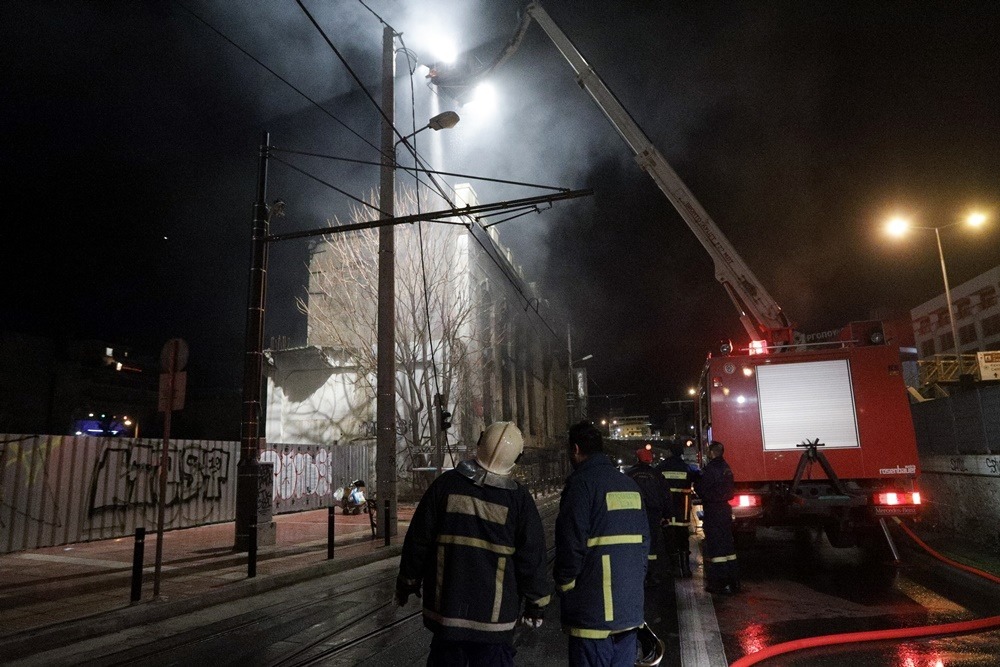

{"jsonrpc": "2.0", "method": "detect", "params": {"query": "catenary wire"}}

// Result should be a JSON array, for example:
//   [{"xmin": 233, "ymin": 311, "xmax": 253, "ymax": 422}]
[
  {"xmin": 172, "ymin": 1, "xmax": 380, "ymax": 157},
  {"xmin": 268, "ymin": 148, "xmax": 570, "ymax": 192},
  {"xmin": 180, "ymin": 0, "xmax": 565, "ymax": 344}
]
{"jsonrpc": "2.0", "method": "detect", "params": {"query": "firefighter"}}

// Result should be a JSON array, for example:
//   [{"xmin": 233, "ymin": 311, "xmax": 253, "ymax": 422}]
[
  {"xmin": 626, "ymin": 444, "xmax": 671, "ymax": 587},
  {"xmin": 655, "ymin": 441, "xmax": 695, "ymax": 578},
  {"xmin": 555, "ymin": 421, "xmax": 649, "ymax": 665},
  {"xmin": 694, "ymin": 440, "xmax": 739, "ymax": 594},
  {"xmin": 395, "ymin": 422, "xmax": 551, "ymax": 666}
]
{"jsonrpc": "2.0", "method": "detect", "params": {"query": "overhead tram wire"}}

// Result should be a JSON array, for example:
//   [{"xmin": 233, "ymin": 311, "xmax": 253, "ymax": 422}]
[
  {"xmin": 267, "ymin": 148, "xmax": 571, "ymax": 192},
  {"xmin": 173, "ymin": 0, "xmax": 575, "ymax": 345},
  {"xmin": 271, "ymin": 151, "xmax": 565, "ymax": 234},
  {"xmin": 174, "ymin": 0, "xmax": 576, "ymax": 344},
  {"xmin": 482, "ymin": 205, "xmax": 552, "ymax": 228},
  {"xmin": 269, "ymin": 156, "xmax": 384, "ymax": 216},
  {"xmin": 269, "ymin": 143, "xmax": 583, "ymax": 339},
  {"xmin": 172, "ymin": 1, "xmax": 380, "ymax": 157},
  {"xmin": 298, "ymin": 0, "xmax": 568, "ymax": 338},
  {"xmin": 296, "ymin": 0, "xmax": 405, "ymax": 167},
  {"xmin": 265, "ymin": 190, "xmax": 592, "ymax": 243}
]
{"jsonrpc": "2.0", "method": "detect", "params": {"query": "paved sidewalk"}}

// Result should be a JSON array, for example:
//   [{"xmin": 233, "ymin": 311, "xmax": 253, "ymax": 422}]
[{"xmin": 0, "ymin": 504, "xmax": 414, "ymax": 642}]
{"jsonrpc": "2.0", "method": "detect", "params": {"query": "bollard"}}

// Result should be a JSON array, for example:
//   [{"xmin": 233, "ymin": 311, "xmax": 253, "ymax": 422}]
[
  {"xmin": 327, "ymin": 505, "xmax": 336, "ymax": 560},
  {"xmin": 130, "ymin": 527, "xmax": 146, "ymax": 603},
  {"xmin": 383, "ymin": 497, "xmax": 391, "ymax": 547},
  {"xmin": 248, "ymin": 524, "xmax": 257, "ymax": 578}
]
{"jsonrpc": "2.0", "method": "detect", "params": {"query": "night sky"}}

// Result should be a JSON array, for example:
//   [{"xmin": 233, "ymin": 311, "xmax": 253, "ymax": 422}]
[{"xmin": 3, "ymin": 1, "xmax": 998, "ymax": 425}]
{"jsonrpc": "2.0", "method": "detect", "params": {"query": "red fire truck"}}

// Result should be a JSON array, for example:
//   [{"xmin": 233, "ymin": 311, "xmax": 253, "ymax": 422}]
[
  {"xmin": 430, "ymin": 3, "xmax": 923, "ymax": 563},
  {"xmin": 699, "ymin": 333, "xmax": 921, "ymax": 555}
]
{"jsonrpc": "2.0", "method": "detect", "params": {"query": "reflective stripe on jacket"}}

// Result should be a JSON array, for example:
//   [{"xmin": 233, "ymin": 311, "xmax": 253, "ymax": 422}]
[
  {"xmin": 655, "ymin": 456, "xmax": 695, "ymax": 525},
  {"xmin": 555, "ymin": 453, "xmax": 649, "ymax": 637},
  {"xmin": 398, "ymin": 467, "xmax": 551, "ymax": 643}
]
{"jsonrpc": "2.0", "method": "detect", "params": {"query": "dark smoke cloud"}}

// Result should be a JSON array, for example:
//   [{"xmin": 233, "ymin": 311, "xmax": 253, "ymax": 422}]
[{"xmin": 2, "ymin": 1, "xmax": 998, "ymax": 423}]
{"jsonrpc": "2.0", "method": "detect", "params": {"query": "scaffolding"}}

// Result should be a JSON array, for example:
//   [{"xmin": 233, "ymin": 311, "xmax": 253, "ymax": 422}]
[{"xmin": 917, "ymin": 354, "xmax": 981, "ymax": 386}]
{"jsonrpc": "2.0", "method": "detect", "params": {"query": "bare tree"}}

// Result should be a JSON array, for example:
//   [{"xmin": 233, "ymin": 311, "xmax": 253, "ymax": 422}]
[{"xmin": 297, "ymin": 188, "xmax": 497, "ymax": 492}]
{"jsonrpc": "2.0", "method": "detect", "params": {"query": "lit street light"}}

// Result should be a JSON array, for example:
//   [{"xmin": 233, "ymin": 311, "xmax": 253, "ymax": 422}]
[
  {"xmin": 885, "ymin": 211, "xmax": 990, "ymax": 353},
  {"xmin": 394, "ymin": 110, "xmax": 460, "ymax": 152},
  {"xmin": 568, "ymin": 352, "xmax": 593, "ymax": 422}
]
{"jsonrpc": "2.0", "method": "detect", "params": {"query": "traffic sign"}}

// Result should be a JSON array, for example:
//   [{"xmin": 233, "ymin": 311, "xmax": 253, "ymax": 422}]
[
  {"xmin": 160, "ymin": 338, "xmax": 189, "ymax": 372},
  {"xmin": 158, "ymin": 371, "xmax": 187, "ymax": 412},
  {"xmin": 979, "ymin": 351, "xmax": 1000, "ymax": 381}
]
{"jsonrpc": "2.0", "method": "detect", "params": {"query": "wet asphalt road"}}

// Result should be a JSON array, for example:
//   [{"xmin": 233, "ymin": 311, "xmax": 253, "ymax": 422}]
[{"xmin": 714, "ymin": 526, "xmax": 1000, "ymax": 666}]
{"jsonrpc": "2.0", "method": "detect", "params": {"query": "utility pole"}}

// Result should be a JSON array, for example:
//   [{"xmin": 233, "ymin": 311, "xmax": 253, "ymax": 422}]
[
  {"xmin": 567, "ymin": 325, "xmax": 575, "ymax": 425},
  {"xmin": 234, "ymin": 132, "xmax": 276, "ymax": 551},
  {"xmin": 376, "ymin": 25, "xmax": 397, "ymax": 540}
]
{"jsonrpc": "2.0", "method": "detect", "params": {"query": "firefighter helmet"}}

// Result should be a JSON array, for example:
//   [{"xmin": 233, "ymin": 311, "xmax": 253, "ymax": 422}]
[{"xmin": 475, "ymin": 422, "xmax": 524, "ymax": 476}]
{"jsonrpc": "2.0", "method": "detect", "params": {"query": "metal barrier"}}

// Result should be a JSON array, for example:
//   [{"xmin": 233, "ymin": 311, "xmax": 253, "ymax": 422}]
[
  {"xmin": 918, "ymin": 353, "xmax": 981, "ymax": 386},
  {"xmin": 0, "ymin": 434, "xmax": 370, "ymax": 554}
]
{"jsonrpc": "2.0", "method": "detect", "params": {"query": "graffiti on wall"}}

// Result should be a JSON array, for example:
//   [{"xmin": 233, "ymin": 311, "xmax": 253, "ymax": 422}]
[
  {"xmin": 0, "ymin": 435, "xmax": 65, "ymax": 530},
  {"xmin": 88, "ymin": 444, "xmax": 231, "ymax": 517},
  {"xmin": 3, "ymin": 435, "xmax": 366, "ymax": 554},
  {"xmin": 260, "ymin": 446, "xmax": 332, "ymax": 505}
]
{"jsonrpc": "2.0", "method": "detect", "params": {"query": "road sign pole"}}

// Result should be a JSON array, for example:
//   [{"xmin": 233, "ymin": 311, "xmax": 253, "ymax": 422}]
[{"xmin": 153, "ymin": 338, "xmax": 180, "ymax": 598}]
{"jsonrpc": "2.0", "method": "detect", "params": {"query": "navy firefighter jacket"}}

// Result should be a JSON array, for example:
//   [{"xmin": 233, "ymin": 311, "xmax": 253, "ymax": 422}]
[
  {"xmin": 656, "ymin": 455, "xmax": 696, "ymax": 525},
  {"xmin": 555, "ymin": 453, "xmax": 650, "ymax": 637},
  {"xmin": 398, "ymin": 464, "xmax": 551, "ymax": 643}
]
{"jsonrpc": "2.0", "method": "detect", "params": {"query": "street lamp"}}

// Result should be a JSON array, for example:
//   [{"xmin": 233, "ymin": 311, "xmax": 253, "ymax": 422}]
[
  {"xmin": 568, "ymin": 353, "xmax": 593, "ymax": 422},
  {"xmin": 394, "ymin": 111, "xmax": 460, "ymax": 152},
  {"xmin": 885, "ymin": 211, "xmax": 990, "ymax": 353}
]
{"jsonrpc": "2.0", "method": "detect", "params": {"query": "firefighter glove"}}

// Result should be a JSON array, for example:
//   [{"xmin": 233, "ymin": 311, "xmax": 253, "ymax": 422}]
[
  {"xmin": 394, "ymin": 576, "xmax": 421, "ymax": 606},
  {"xmin": 520, "ymin": 601, "xmax": 544, "ymax": 629}
]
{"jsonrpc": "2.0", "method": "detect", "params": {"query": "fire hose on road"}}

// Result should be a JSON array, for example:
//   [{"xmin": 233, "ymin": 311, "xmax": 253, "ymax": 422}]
[{"xmin": 730, "ymin": 518, "xmax": 1000, "ymax": 667}]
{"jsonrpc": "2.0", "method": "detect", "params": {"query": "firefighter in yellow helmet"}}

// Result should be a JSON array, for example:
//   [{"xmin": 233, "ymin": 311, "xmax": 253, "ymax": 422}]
[{"xmin": 395, "ymin": 422, "xmax": 551, "ymax": 666}]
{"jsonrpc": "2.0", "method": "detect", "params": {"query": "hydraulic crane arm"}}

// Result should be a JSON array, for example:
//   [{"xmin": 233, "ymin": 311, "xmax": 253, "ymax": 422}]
[{"xmin": 523, "ymin": 3, "xmax": 794, "ymax": 346}]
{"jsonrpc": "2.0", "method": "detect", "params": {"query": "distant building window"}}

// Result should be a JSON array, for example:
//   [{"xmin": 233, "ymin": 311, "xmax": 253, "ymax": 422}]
[
  {"xmin": 920, "ymin": 339, "xmax": 936, "ymax": 358},
  {"xmin": 976, "ymin": 286, "xmax": 998, "ymax": 312},
  {"xmin": 983, "ymin": 313, "xmax": 1000, "ymax": 338},
  {"xmin": 914, "ymin": 315, "xmax": 933, "ymax": 335},
  {"xmin": 933, "ymin": 307, "xmax": 951, "ymax": 331},
  {"xmin": 939, "ymin": 331, "xmax": 954, "ymax": 352},
  {"xmin": 954, "ymin": 297, "xmax": 973, "ymax": 320},
  {"xmin": 959, "ymin": 323, "xmax": 977, "ymax": 346}
]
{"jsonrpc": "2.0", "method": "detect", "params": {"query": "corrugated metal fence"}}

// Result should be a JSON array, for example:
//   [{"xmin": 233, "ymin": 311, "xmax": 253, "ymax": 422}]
[
  {"xmin": 0, "ymin": 435, "xmax": 371, "ymax": 554},
  {"xmin": 911, "ymin": 384, "xmax": 1000, "ymax": 455}
]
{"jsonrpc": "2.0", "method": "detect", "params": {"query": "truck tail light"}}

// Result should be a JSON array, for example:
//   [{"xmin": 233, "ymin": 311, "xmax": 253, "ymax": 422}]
[
  {"xmin": 729, "ymin": 494, "xmax": 761, "ymax": 508},
  {"xmin": 875, "ymin": 491, "xmax": 921, "ymax": 506},
  {"xmin": 748, "ymin": 340, "xmax": 767, "ymax": 355}
]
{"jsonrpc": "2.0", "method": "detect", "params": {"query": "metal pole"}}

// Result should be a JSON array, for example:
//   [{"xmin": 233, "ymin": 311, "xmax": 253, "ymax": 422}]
[
  {"xmin": 327, "ymin": 505, "xmax": 336, "ymax": 560},
  {"xmin": 248, "ymin": 524, "xmax": 257, "ymax": 578},
  {"xmin": 130, "ymin": 527, "xmax": 145, "ymax": 603},
  {"xmin": 376, "ymin": 26, "xmax": 397, "ymax": 540},
  {"xmin": 934, "ymin": 227, "xmax": 961, "ymax": 354},
  {"xmin": 153, "ymin": 340, "xmax": 178, "ymax": 599},
  {"xmin": 567, "ymin": 325, "xmax": 574, "ymax": 424},
  {"xmin": 235, "ymin": 132, "xmax": 271, "ymax": 551},
  {"xmin": 434, "ymin": 393, "xmax": 444, "ymax": 478}
]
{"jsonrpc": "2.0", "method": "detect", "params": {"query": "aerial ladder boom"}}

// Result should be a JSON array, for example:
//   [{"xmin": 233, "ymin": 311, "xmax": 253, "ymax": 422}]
[{"xmin": 523, "ymin": 3, "xmax": 794, "ymax": 347}]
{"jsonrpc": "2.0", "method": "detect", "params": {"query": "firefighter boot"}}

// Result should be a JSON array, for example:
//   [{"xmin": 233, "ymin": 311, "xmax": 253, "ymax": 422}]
[{"xmin": 680, "ymin": 551, "xmax": 693, "ymax": 578}]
